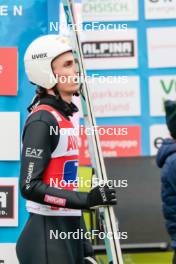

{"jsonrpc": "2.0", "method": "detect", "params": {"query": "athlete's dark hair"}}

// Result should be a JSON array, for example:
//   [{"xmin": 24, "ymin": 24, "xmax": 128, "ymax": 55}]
[{"xmin": 35, "ymin": 86, "xmax": 47, "ymax": 99}]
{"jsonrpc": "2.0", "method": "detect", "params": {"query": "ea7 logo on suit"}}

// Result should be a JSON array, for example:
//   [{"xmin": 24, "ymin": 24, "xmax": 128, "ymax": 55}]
[{"xmin": 25, "ymin": 148, "xmax": 43, "ymax": 159}]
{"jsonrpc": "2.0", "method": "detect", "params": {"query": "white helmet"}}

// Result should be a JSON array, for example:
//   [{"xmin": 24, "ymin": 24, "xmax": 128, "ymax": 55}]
[{"xmin": 24, "ymin": 34, "xmax": 72, "ymax": 89}]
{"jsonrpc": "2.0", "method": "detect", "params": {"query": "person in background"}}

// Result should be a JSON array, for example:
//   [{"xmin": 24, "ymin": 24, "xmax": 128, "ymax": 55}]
[{"xmin": 156, "ymin": 100, "xmax": 176, "ymax": 264}]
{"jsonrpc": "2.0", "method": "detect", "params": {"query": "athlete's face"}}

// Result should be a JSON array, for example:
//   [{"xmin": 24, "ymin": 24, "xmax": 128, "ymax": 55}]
[{"xmin": 51, "ymin": 51, "xmax": 79, "ymax": 96}]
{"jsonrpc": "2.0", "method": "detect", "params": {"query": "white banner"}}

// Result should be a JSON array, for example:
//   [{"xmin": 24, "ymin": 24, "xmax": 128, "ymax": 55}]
[
  {"xmin": 145, "ymin": 0, "xmax": 176, "ymax": 20},
  {"xmin": 0, "ymin": 244, "xmax": 19, "ymax": 263},
  {"xmin": 150, "ymin": 124, "xmax": 170, "ymax": 155},
  {"xmin": 0, "ymin": 178, "xmax": 18, "ymax": 226},
  {"xmin": 86, "ymin": 76, "xmax": 141, "ymax": 117},
  {"xmin": 81, "ymin": 28, "xmax": 138, "ymax": 70},
  {"xmin": 82, "ymin": 0, "xmax": 139, "ymax": 21},
  {"xmin": 147, "ymin": 27, "xmax": 176, "ymax": 68},
  {"xmin": 0, "ymin": 112, "xmax": 20, "ymax": 160},
  {"xmin": 150, "ymin": 75, "xmax": 176, "ymax": 116}
]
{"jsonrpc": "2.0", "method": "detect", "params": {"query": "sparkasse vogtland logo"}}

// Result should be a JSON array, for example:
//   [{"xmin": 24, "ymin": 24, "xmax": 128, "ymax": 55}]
[
  {"xmin": 82, "ymin": 40, "xmax": 134, "ymax": 59},
  {"xmin": 0, "ymin": 186, "xmax": 14, "ymax": 219}
]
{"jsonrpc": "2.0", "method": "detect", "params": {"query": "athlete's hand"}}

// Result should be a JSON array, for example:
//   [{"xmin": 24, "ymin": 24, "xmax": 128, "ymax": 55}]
[
  {"xmin": 87, "ymin": 184, "xmax": 117, "ymax": 209},
  {"xmin": 84, "ymin": 256, "xmax": 98, "ymax": 264}
]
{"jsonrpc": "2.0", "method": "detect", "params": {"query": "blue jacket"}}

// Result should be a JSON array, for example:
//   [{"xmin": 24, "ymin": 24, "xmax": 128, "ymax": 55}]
[{"xmin": 156, "ymin": 138, "xmax": 176, "ymax": 249}]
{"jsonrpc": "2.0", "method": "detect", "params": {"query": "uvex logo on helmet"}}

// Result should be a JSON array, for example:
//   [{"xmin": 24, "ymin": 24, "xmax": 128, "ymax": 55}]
[{"xmin": 32, "ymin": 53, "xmax": 47, "ymax": 59}]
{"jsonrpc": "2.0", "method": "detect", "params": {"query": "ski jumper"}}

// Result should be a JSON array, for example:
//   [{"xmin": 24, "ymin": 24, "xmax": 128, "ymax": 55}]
[{"xmin": 16, "ymin": 95, "xmax": 94, "ymax": 264}]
